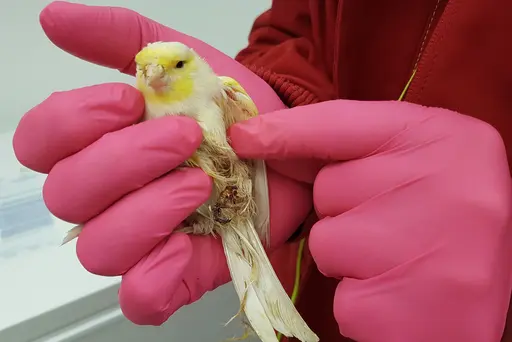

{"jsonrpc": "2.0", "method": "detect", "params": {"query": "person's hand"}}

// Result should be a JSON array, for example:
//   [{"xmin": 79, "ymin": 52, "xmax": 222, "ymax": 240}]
[
  {"xmin": 13, "ymin": 1, "xmax": 313, "ymax": 325},
  {"xmin": 229, "ymin": 100, "xmax": 512, "ymax": 341}
]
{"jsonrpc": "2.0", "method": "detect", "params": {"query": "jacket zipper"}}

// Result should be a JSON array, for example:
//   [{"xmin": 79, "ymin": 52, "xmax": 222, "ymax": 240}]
[
  {"xmin": 400, "ymin": 0, "xmax": 446, "ymax": 100},
  {"xmin": 332, "ymin": 0, "xmax": 344, "ymax": 98}
]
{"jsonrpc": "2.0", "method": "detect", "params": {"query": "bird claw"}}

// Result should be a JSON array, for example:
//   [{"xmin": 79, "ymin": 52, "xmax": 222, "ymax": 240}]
[
  {"xmin": 212, "ymin": 185, "xmax": 239, "ymax": 224},
  {"xmin": 212, "ymin": 205, "xmax": 232, "ymax": 224}
]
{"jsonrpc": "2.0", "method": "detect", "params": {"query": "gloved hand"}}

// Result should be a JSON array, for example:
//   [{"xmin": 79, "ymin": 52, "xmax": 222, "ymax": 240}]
[
  {"xmin": 13, "ymin": 2, "xmax": 313, "ymax": 325},
  {"xmin": 229, "ymin": 100, "xmax": 512, "ymax": 342}
]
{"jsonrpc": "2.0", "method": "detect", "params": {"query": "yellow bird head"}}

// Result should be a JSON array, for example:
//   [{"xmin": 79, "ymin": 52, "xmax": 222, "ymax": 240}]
[{"xmin": 135, "ymin": 41, "xmax": 206, "ymax": 104}]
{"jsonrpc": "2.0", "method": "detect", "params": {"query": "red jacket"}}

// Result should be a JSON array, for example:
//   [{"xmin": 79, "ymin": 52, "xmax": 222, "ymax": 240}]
[{"xmin": 235, "ymin": 0, "xmax": 512, "ymax": 341}]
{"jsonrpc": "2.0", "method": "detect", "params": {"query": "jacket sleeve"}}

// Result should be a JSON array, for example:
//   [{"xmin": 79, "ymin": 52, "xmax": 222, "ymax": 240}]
[{"xmin": 235, "ymin": 1, "xmax": 336, "ymax": 107}]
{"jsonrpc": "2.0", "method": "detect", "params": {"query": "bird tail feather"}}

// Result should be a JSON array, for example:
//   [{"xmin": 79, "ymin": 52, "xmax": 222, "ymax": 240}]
[
  {"xmin": 221, "ymin": 219, "xmax": 319, "ymax": 342},
  {"xmin": 61, "ymin": 225, "xmax": 83, "ymax": 245}
]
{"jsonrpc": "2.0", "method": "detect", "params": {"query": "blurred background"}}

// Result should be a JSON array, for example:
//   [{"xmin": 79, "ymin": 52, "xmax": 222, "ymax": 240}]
[{"xmin": 0, "ymin": 0, "xmax": 270, "ymax": 341}]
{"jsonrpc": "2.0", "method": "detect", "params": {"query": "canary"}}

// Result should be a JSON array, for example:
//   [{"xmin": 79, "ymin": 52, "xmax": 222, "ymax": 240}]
[
  {"xmin": 132, "ymin": 41, "xmax": 319, "ymax": 342},
  {"xmin": 61, "ymin": 41, "xmax": 318, "ymax": 342}
]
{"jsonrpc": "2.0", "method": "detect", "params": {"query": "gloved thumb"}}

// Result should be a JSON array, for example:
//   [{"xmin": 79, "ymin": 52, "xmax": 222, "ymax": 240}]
[{"xmin": 229, "ymin": 100, "xmax": 434, "ymax": 162}]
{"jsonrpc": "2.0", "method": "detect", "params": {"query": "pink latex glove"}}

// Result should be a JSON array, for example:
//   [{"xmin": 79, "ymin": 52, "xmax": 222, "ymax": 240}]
[
  {"xmin": 13, "ymin": 2, "xmax": 312, "ymax": 325},
  {"xmin": 229, "ymin": 101, "xmax": 512, "ymax": 342}
]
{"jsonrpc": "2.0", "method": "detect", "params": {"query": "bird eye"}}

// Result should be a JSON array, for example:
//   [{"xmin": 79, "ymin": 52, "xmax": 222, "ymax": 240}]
[{"xmin": 175, "ymin": 61, "xmax": 185, "ymax": 68}]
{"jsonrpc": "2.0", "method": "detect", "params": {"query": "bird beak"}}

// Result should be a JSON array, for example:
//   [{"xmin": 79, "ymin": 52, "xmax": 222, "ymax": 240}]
[{"xmin": 145, "ymin": 64, "xmax": 167, "ymax": 91}]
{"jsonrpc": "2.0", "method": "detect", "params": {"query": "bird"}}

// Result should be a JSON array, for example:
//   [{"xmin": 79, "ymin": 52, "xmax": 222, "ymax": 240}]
[{"xmin": 64, "ymin": 40, "xmax": 318, "ymax": 342}]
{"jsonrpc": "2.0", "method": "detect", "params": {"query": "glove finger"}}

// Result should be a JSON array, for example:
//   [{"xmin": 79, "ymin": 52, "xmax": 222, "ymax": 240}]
[
  {"xmin": 331, "ymin": 278, "xmax": 406, "ymax": 341},
  {"xmin": 331, "ymin": 261, "xmax": 505, "ymax": 341},
  {"xmin": 44, "ymin": 115, "xmax": 203, "ymax": 223},
  {"xmin": 119, "ymin": 234, "xmax": 229, "ymax": 325},
  {"xmin": 40, "ymin": 1, "xmax": 174, "ymax": 75},
  {"xmin": 117, "ymin": 171, "xmax": 310, "ymax": 326},
  {"xmin": 40, "ymin": 1, "xmax": 238, "ymax": 76},
  {"xmin": 118, "ymin": 234, "xmax": 192, "ymax": 326},
  {"xmin": 265, "ymin": 159, "xmax": 326, "ymax": 184},
  {"xmin": 77, "ymin": 168, "xmax": 212, "ymax": 276},
  {"xmin": 39, "ymin": 2, "xmax": 284, "ymax": 114},
  {"xmin": 265, "ymin": 166, "xmax": 313, "ymax": 246},
  {"xmin": 308, "ymin": 120, "xmax": 493, "ymax": 280},
  {"xmin": 308, "ymin": 166, "xmax": 452, "ymax": 280},
  {"xmin": 229, "ymin": 100, "xmax": 436, "ymax": 162},
  {"xmin": 13, "ymin": 83, "xmax": 143, "ymax": 174},
  {"xmin": 309, "ymin": 214, "xmax": 405, "ymax": 281}
]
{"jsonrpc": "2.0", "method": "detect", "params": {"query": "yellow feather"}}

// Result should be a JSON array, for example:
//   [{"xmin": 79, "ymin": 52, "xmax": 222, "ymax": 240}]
[
  {"xmin": 218, "ymin": 76, "xmax": 259, "ymax": 119},
  {"xmin": 134, "ymin": 41, "xmax": 198, "ymax": 106}
]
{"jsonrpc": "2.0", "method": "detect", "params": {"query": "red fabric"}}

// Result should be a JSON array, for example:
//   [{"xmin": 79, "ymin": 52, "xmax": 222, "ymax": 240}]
[{"xmin": 236, "ymin": 0, "xmax": 512, "ymax": 341}]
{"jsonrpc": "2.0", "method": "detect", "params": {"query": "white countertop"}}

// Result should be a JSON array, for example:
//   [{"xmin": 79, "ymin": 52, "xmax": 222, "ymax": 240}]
[{"xmin": 0, "ymin": 130, "xmax": 121, "ymax": 334}]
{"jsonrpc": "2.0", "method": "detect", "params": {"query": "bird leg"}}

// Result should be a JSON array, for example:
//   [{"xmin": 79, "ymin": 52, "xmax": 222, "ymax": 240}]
[{"xmin": 213, "ymin": 185, "xmax": 241, "ymax": 224}]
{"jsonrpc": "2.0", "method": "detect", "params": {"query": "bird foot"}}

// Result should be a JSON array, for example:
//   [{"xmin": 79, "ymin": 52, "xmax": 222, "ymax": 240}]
[{"xmin": 212, "ymin": 185, "xmax": 239, "ymax": 224}]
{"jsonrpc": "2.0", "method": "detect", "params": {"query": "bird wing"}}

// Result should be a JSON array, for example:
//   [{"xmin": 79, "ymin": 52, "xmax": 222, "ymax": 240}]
[
  {"xmin": 218, "ymin": 76, "xmax": 259, "ymax": 121},
  {"xmin": 215, "ymin": 76, "xmax": 319, "ymax": 342},
  {"xmin": 215, "ymin": 76, "xmax": 270, "ymax": 245}
]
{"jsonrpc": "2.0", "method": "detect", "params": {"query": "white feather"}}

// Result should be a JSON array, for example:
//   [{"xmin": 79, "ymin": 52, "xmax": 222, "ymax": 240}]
[
  {"xmin": 253, "ymin": 159, "xmax": 270, "ymax": 246},
  {"xmin": 222, "ymin": 228, "xmax": 279, "ymax": 342},
  {"xmin": 61, "ymin": 225, "xmax": 82, "ymax": 245},
  {"xmin": 220, "ymin": 161, "xmax": 318, "ymax": 342}
]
